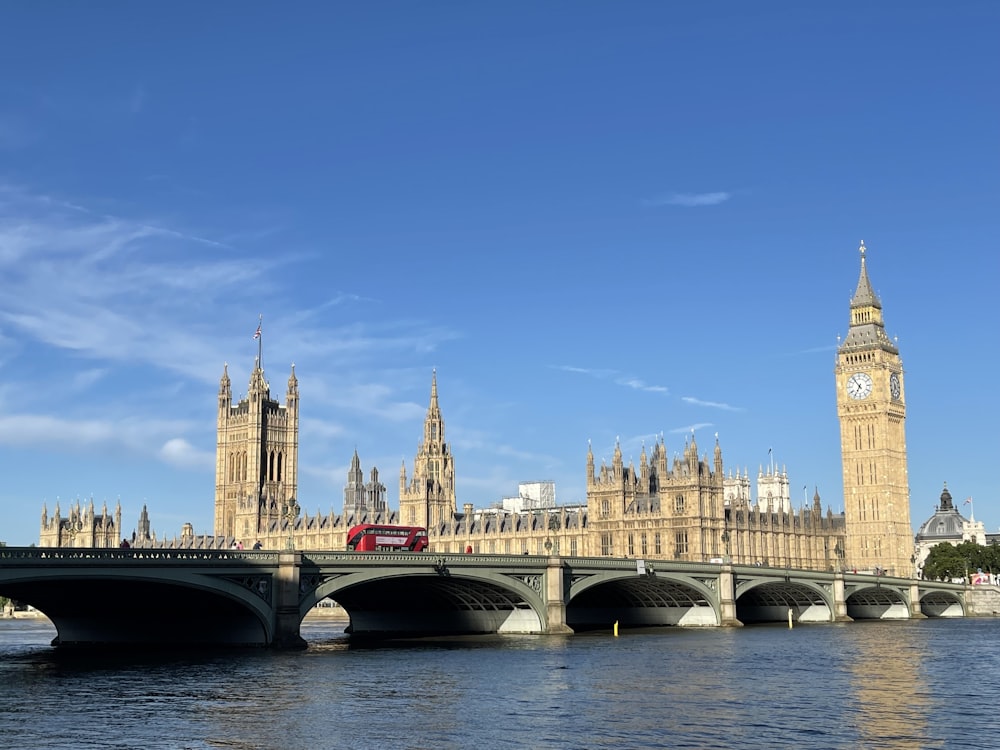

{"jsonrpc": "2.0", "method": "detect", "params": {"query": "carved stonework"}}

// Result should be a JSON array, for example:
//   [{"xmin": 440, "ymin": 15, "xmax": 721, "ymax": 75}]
[
  {"xmin": 511, "ymin": 574, "xmax": 542, "ymax": 594},
  {"xmin": 300, "ymin": 572, "xmax": 339, "ymax": 594},
  {"xmin": 223, "ymin": 574, "xmax": 272, "ymax": 602}
]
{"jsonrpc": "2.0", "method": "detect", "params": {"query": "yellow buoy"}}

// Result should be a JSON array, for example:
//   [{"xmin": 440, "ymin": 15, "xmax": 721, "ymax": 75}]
[{"xmin": 613, "ymin": 620, "xmax": 619, "ymax": 637}]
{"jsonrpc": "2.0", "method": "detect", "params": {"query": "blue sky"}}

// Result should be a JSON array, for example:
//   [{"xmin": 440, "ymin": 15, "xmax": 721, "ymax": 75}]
[{"xmin": 0, "ymin": 2, "xmax": 997, "ymax": 546}]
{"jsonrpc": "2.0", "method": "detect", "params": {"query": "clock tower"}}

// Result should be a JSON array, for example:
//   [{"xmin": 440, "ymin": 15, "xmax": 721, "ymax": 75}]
[{"xmin": 836, "ymin": 242, "xmax": 912, "ymax": 576}]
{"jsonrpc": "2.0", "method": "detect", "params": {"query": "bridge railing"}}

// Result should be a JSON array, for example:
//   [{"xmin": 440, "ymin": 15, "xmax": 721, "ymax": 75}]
[{"xmin": 0, "ymin": 547, "xmax": 282, "ymax": 565}]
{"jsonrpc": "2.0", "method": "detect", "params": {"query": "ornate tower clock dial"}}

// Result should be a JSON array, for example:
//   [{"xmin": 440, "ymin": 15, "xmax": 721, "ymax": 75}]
[
  {"xmin": 846, "ymin": 372, "xmax": 873, "ymax": 400},
  {"xmin": 889, "ymin": 372, "xmax": 901, "ymax": 400}
]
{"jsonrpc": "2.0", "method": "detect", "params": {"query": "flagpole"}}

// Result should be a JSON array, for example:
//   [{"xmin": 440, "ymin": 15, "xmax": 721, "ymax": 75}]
[{"xmin": 258, "ymin": 314, "xmax": 263, "ymax": 369}]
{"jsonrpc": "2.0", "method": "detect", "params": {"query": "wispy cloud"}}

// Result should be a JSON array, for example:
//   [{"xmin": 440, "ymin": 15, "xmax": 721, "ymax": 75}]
[
  {"xmin": 0, "ymin": 183, "xmax": 462, "ymax": 443},
  {"xmin": 158, "ymin": 438, "xmax": 213, "ymax": 469},
  {"xmin": 643, "ymin": 191, "xmax": 731, "ymax": 208},
  {"xmin": 668, "ymin": 422, "xmax": 715, "ymax": 435},
  {"xmin": 681, "ymin": 396, "xmax": 743, "ymax": 411},
  {"xmin": 0, "ymin": 413, "xmax": 197, "ymax": 456},
  {"xmin": 615, "ymin": 377, "xmax": 669, "ymax": 394},
  {"xmin": 556, "ymin": 365, "xmax": 668, "ymax": 394}
]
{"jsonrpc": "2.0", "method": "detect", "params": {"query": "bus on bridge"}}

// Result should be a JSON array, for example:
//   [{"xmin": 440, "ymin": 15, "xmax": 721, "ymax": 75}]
[{"xmin": 345, "ymin": 524, "xmax": 428, "ymax": 552}]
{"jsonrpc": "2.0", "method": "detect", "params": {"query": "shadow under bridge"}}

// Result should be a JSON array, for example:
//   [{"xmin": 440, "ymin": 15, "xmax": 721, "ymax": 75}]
[
  {"xmin": 735, "ymin": 578, "xmax": 833, "ymax": 624},
  {"xmin": 566, "ymin": 569, "xmax": 720, "ymax": 630},
  {"xmin": 302, "ymin": 556, "xmax": 548, "ymax": 637}
]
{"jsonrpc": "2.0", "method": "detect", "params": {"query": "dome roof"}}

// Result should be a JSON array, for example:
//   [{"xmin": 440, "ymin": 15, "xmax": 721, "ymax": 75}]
[{"xmin": 915, "ymin": 483, "xmax": 969, "ymax": 541}]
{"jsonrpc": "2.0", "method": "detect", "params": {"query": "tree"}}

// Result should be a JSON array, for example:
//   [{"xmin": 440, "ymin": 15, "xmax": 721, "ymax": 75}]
[{"xmin": 923, "ymin": 541, "xmax": 1000, "ymax": 581}]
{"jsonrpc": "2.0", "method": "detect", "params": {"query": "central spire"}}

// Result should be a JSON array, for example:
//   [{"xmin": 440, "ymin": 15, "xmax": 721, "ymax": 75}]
[{"xmin": 850, "ymin": 240, "xmax": 881, "ymax": 311}]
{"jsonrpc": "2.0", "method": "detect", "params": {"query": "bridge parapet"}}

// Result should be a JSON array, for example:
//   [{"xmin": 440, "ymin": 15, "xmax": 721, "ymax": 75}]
[{"xmin": 0, "ymin": 547, "xmax": 282, "ymax": 565}]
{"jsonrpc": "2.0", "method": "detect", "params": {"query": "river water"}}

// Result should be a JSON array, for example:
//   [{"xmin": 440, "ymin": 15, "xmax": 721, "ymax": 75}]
[{"xmin": 0, "ymin": 616, "xmax": 997, "ymax": 749}]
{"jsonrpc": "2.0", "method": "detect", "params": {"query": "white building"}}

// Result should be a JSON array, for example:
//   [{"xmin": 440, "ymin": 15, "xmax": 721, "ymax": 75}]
[{"xmin": 501, "ymin": 480, "xmax": 555, "ymax": 514}]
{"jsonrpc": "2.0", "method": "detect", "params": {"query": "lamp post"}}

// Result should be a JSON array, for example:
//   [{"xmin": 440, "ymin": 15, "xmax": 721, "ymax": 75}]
[
  {"xmin": 285, "ymin": 498, "xmax": 300, "ymax": 551},
  {"xmin": 721, "ymin": 530, "xmax": 731, "ymax": 563},
  {"xmin": 834, "ymin": 541, "xmax": 844, "ymax": 573}
]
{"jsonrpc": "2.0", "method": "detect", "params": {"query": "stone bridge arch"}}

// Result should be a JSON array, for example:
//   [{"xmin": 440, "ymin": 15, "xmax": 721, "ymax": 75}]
[
  {"xmin": 0, "ymin": 567, "xmax": 275, "ymax": 646},
  {"xmin": 735, "ymin": 576, "xmax": 835, "ymax": 624},
  {"xmin": 843, "ymin": 582, "xmax": 911, "ymax": 620},
  {"xmin": 918, "ymin": 588, "xmax": 965, "ymax": 617},
  {"xmin": 565, "ymin": 569, "xmax": 720, "ymax": 630},
  {"xmin": 300, "ymin": 558, "xmax": 549, "ymax": 636}
]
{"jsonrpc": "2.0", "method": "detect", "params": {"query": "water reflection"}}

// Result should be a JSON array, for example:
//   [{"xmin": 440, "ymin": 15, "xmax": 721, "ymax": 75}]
[
  {"xmin": 847, "ymin": 622, "xmax": 933, "ymax": 749},
  {"xmin": 0, "ymin": 618, "xmax": 995, "ymax": 750}
]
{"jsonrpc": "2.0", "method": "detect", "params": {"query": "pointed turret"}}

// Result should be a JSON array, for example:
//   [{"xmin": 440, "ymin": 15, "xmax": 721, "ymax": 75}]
[
  {"xmin": 851, "ymin": 240, "xmax": 881, "ymax": 310},
  {"xmin": 840, "ymin": 241, "xmax": 898, "ymax": 355},
  {"xmin": 586, "ymin": 440, "xmax": 595, "ymax": 485},
  {"xmin": 938, "ymin": 482, "xmax": 954, "ymax": 511}
]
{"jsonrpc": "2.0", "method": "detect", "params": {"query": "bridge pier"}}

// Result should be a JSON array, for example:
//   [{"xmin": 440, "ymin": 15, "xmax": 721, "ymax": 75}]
[
  {"xmin": 273, "ymin": 551, "xmax": 307, "ymax": 649},
  {"xmin": 545, "ymin": 557, "xmax": 574, "ymax": 634},
  {"xmin": 832, "ymin": 571, "xmax": 853, "ymax": 622},
  {"xmin": 718, "ymin": 565, "xmax": 742, "ymax": 627},
  {"xmin": 908, "ymin": 581, "xmax": 927, "ymax": 619}
]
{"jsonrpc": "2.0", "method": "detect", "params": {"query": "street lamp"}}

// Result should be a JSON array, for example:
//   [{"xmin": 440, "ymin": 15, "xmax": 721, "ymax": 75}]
[
  {"xmin": 285, "ymin": 498, "xmax": 300, "ymax": 551},
  {"xmin": 721, "ymin": 530, "xmax": 731, "ymax": 562}
]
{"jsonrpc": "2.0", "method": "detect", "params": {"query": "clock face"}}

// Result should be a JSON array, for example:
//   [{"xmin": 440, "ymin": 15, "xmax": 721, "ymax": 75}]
[
  {"xmin": 846, "ymin": 372, "xmax": 873, "ymax": 400},
  {"xmin": 889, "ymin": 373, "xmax": 901, "ymax": 400}
]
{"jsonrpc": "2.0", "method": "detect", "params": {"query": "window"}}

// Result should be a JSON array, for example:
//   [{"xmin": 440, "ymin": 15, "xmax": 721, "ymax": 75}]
[
  {"xmin": 601, "ymin": 533, "xmax": 613, "ymax": 556},
  {"xmin": 654, "ymin": 533, "xmax": 662, "ymax": 555},
  {"xmin": 675, "ymin": 494, "xmax": 685, "ymax": 514},
  {"xmin": 675, "ymin": 531, "xmax": 689, "ymax": 556},
  {"xmin": 640, "ymin": 533, "xmax": 648, "ymax": 556},
  {"xmin": 570, "ymin": 538, "xmax": 578, "ymax": 556},
  {"xmin": 627, "ymin": 533, "xmax": 634, "ymax": 557},
  {"xmin": 601, "ymin": 499, "xmax": 610, "ymax": 517}
]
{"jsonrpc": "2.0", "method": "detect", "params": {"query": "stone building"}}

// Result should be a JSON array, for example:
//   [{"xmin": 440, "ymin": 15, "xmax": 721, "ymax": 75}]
[
  {"xmin": 214, "ymin": 358, "xmax": 300, "ymax": 542},
  {"xmin": 399, "ymin": 370, "xmax": 456, "ymax": 530},
  {"xmin": 343, "ymin": 449, "xmax": 387, "ymax": 521},
  {"xmin": 37, "ymin": 243, "xmax": 914, "ymax": 576},
  {"xmin": 913, "ymin": 483, "xmax": 985, "ymax": 572},
  {"xmin": 39, "ymin": 498, "xmax": 122, "ymax": 548},
  {"xmin": 835, "ymin": 242, "xmax": 914, "ymax": 576}
]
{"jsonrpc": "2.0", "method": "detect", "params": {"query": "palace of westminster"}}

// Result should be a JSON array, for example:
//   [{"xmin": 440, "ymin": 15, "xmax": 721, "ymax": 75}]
[{"xmin": 40, "ymin": 245, "xmax": 938, "ymax": 577}]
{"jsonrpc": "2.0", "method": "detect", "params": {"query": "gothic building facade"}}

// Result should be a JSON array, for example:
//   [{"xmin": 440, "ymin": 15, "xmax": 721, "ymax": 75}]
[
  {"xmin": 38, "ymin": 243, "xmax": 913, "ymax": 576},
  {"xmin": 835, "ymin": 242, "xmax": 914, "ymax": 576},
  {"xmin": 399, "ymin": 371, "xmax": 456, "ymax": 530},
  {"xmin": 343, "ymin": 449, "xmax": 387, "ymax": 521},
  {"xmin": 214, "ymin": 358, "xmax": 300, "ymax": 541},
  {"xmin": 39, "ymin": 498, "xmax": 122, "ymax": 547}
]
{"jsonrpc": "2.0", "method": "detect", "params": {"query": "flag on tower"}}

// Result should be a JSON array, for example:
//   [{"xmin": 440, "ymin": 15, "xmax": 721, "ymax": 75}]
[
  {"xmin": 253, "ymin": 322, "xmax": 261, "ymax": 340},
  {"xmin": 964, "ymin": 497, "xmax": 972, "ymax": 505}
]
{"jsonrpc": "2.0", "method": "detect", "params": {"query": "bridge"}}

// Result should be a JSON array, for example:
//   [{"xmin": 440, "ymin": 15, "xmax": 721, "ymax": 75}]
[{"xmin": 0, "ymin": 547, "xmax": 967, "ymax": 648}]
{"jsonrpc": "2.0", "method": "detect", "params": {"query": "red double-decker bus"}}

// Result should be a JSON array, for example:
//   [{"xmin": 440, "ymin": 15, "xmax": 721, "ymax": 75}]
[{"xmin": 346, "ymin": 524, "xmax": 429, "ymax": 552}]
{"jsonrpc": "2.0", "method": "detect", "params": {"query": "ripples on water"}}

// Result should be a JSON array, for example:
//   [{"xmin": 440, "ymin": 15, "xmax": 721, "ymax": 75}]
[{"xmin": 1, "ymin": 617, "xmax": 998, "ymax": 749}]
